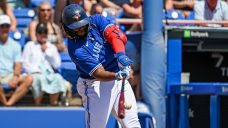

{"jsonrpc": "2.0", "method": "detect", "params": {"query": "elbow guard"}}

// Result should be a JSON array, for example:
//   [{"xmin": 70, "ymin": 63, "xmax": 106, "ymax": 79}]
[{"xmin": 104, "ymin": 25, "xmax": 127, "ymax": 53}]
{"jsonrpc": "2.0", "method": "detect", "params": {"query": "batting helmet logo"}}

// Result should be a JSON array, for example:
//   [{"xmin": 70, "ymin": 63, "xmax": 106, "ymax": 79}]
[{"xmin": 73, "ymin": 13, "xmax": 81, "ymax": 22}]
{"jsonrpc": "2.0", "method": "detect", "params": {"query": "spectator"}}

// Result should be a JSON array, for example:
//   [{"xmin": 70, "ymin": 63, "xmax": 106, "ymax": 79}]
[
  {"xmin": 28, "ymin": 1, "xmax": 67, "ymax": 52},
  {"xmin": 0, "ymin": 0, "xmax": 17, "ymax": 31},
  {"xmin": 100, "ymin": 0, "xmax": 142, "ymax": 32},
  {"xmin": 166, "ymin": 0, "xmax": 194, "ymax": 10},
  {"xmin": 91, "ymin": 3, "xmax": 103, "ymax": 15},
  {"xmin": 54, "ymin": 0, "xmax": 95, "ymax": 26},
  {"xmin": 100, "ymin": 0, "xmax": 142, "ymax": 18},
  {"xmin": 165, "ymin": 0, "xmax": 195, "ymax": 20},
  {"xmin": 194, "ymin": 0, "xmax": 228, "ymax": 27},
  {"xmin": 0, "ymin": 15, "xmax": 32, "ymax": 106},
  {"xmin": 90, "ymin": 3, "xmax": 116, "ymax": 21},
  {"xmin": 22, "ymin": 23, "xmax": 71, "ymax": 106}
]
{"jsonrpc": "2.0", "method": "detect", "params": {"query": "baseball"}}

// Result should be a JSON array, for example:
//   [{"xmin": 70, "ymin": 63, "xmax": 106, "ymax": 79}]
[{"xmin": 124, "ymin": 102, "xmax": 132, "ymax": 110}]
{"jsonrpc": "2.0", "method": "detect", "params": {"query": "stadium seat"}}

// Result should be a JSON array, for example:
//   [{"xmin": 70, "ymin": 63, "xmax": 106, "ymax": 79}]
[
  {"xmin": 60, "ymin": 62, "xmax": 79, "ymax": 96},
  {"xmin": 13, "ymin": 8, "xmax": 36, "ymax": 18},
  {"xmin": 1, "ymin": 84, "xmax": 15, "ymax": 91},
  {"xmin": 9, "ymin": 31, "xmax": 27, "ymax": 48},
  {"xmin": 16, "ymin": 18, "xmax": 33, "ymax": 28},
  {"xmin": 185, "ymin": 11, "xmax": 195, "ymax": 20},
  {"xmin": 30, "ymin": 0, "xmax": 56, "ymax": 7},
  {"xmin": 60, "ymin": 51, "xmax": 71, "ymax": 62},
  {"xmin": 138, "ymin": 112, "xmax": 155, "ymax": 128},
  {"xmin": 163, "ymin": 9, "xmax": 184, "ymax": 20},
  {"xmin": 13, "ymin": 8, "xmax": 35, "ymax": 30}
]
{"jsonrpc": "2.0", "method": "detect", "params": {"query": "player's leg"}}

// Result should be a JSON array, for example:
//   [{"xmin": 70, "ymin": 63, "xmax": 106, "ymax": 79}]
[
  {"xmin": 77, "ymin": 78, "xmax": 119, "ymax": 128},
  {"xmin": 113, "ymin": 80, "xmax": 141, "ymax": 128}
]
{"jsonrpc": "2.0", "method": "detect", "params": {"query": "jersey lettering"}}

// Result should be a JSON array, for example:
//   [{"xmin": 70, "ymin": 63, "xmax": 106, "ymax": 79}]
[{"xmin": 92, "ymin": 42, "xmax": 102, "ymax": 60}]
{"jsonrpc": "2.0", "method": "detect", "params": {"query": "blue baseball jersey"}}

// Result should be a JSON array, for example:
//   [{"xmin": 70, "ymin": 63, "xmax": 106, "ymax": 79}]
[{"xmin": 68, "ymin": 14, "xmax": 119, "ymax": 79}]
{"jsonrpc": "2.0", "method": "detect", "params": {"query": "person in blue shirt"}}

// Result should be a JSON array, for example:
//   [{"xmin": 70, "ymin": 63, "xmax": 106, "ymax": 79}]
[{"xmin": 61, "ymin": 4, "xmax": 141, "ymax": 128}]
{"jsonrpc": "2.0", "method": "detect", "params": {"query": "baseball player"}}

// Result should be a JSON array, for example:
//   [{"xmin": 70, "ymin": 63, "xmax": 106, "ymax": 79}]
[{"xmin": 61, "ymin": 4, "xmax": 141, "ymax": 128}]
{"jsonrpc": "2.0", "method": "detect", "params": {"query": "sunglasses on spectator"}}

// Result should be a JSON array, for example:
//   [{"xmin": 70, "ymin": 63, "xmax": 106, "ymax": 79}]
[
  {"xmin": 0, "ymin": 24, "xmax": 10, "ymax": 28},
  {"xmin": 40, "ymin": 8, "xmax": 51, "ymax": 12}
]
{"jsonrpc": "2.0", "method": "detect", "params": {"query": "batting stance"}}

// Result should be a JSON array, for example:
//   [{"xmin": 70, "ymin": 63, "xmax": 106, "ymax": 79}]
[{"xmin": 61, "ymin": 4, "xmax": 141, "ymax": 128}]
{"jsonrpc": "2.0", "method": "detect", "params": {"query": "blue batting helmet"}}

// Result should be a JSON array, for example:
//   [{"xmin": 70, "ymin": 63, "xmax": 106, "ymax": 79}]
[{"xmin": 61, "ymin": 4, "xmax": 89, "ymax": 30}]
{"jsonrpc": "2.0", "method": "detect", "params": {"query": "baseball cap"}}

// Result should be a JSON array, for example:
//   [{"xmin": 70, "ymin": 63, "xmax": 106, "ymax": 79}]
[
  {"xmin": 36, "ymin": 23, "xmax": 48, "ymax": 34},
  {"xmin": 0, "ymin": 15, "xmax": 11, "ymax": 25}
]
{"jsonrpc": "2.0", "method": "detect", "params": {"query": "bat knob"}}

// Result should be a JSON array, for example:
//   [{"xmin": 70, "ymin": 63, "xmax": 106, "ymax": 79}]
[{"xmin": 118, "ymin": 113, "xmax": 125, "ymax": 119}]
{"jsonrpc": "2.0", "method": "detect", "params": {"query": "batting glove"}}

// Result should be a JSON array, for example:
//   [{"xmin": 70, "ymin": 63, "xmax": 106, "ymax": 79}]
[
  {"xmin": 116, "ymin": 52, "xmax": 133, "ymax": 70},
  {"xmin": 115, "ymin": 66, "xmax": 131, "ymax": 80}
]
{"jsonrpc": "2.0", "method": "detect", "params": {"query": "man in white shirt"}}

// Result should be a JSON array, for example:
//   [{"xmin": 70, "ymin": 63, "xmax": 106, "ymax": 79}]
[
  {"xmin": 194, "ymin": 0, "xmax": 228, "ymax": 27},
  {"xmin": 8, "ymin": 23, "xmax": 71, "ymax": 106},
  {"xmin": 22, "ymin": 23, "xmax": 70, "ymax": 106}
]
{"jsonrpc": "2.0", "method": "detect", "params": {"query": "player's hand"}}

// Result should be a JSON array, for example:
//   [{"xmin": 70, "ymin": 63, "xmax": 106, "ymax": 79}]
[
  {"xmin": 116, "ymin": 52, "xmax": 133, "ymax": 70},
  {"xmin": 115, "ymin": 66, "xmax": 131, "ymax": 80}
]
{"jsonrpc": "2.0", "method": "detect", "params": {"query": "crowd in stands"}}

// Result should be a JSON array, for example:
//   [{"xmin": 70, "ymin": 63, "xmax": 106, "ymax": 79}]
[
  {"xmin": 0, "ymin": 0, "xmax": 144, "ymax": 107},
  {"xmin": 164, "ymin": 0, "xmax": 228, "ymax": 25},
  {"xmin": 1, "ymin": 0, "xmax": 228, "ymax": 127}
]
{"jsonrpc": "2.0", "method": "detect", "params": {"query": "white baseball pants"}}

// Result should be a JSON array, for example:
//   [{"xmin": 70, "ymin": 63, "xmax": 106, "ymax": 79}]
[{"xmin": 77, "ymin": 77, "xmax": 141, "ymax": 128}]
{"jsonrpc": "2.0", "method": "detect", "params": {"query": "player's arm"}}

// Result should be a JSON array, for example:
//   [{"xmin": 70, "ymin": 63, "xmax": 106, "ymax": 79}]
[
  {"xmin": 92, "ymin": 15, "xmax": 127, "ymax": 53},
  {"xmin": 92, "ymin": 66, "xmax": 116, "ymax": 81},
  {"xmin": 104, "ymin": 24, "xmax": 127, "ymax": 53},
  {"xmin": 92, "ymin": 66, "xmax": 132, "ymax": 81},
  {"xmin": 103, "ymin": 24, "xmax": 134, "ymax": 70}
]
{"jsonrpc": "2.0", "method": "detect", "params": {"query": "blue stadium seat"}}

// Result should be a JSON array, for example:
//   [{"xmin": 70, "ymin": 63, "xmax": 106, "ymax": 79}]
[
  {"xmin": 16, "ymin": 18, "xmax": 33, "ymax": 28},
  {"xmin": 138, "ymin": 112, "xmax": 155, "ymax": 128},
  {"xmin": 60, "ymin": 51, "xmax": 71, "ymax": 62},
  {"xmin": 9, "ymin": 31, "xmax": 27, "ymax": 48},
  {"xmin": 60, "ymin": 62, "xmax": 79, "ymax": 96},
  {"xmin": 163, "ymin": 9, "xmax": 184, "ymax": 20},
  {"xmin": 1, "ymin": 84, "xmax": 16, "ymax": 92},
  {"xmin": 13, "ymin": 8, "xmax": 36, "ymax": 18},
  {"xmin": 30, "ymin": 0, "xmax": 56, "ymax": 7},
  {"xmin": 13, "ymin": 8, "xmax": 35, "ymax": 29},
  {"xmin": 185, "ymin": 11, "xmax": 195, "ymax": 20}
]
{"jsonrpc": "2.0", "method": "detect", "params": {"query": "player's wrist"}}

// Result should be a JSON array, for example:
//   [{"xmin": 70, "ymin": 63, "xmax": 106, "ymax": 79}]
[
  {"xmin": 115, "ymin": 72, "xmax": 122, "ymax": 80},
  {"xmin": 115, "ymin": 52, "xmax": 125, "ymax": 58}
]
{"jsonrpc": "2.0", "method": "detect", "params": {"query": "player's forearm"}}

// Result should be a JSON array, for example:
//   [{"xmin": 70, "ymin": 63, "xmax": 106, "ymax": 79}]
[{"xmin": 92, "ymin": 66, "xmax": 116, "ymax": 81}]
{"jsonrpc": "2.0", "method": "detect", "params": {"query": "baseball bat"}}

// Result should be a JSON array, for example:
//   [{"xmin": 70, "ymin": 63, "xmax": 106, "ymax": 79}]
[{"xmin": 118, "ymin": 76, "xmax": 126, "ymax": 119}]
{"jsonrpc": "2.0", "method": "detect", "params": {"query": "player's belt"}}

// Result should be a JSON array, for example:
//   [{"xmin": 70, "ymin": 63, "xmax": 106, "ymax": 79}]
[{"xmin": 79, "ymin": 76, "xmax": 95, "ymax": 80}]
